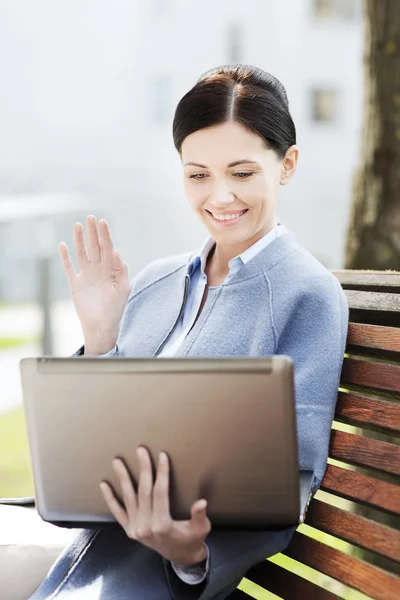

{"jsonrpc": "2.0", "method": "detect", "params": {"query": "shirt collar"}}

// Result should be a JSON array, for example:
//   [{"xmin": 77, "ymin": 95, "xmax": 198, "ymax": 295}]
[
  {"xmin": 236, "ymin": 222, "xmax": 286, "ymax": 265},
  {"xmin": 187, "ymin": 222, "xmax": 286, "ymax": 276}
]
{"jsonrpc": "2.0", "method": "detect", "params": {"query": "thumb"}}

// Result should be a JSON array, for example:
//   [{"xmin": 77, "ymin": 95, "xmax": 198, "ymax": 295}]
[{"xmin": 190, "ymin": 499, "xmax": 208, "ymax": 527}]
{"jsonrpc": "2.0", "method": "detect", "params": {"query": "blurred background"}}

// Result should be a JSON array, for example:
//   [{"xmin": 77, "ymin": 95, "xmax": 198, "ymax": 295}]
[
  {"xmin": 0, "ymin": 0, "xmax": 363, "ymax": 408},
  {"xmin": 0, "ymin": 1, "xmax": 388, "ymax": 598}
]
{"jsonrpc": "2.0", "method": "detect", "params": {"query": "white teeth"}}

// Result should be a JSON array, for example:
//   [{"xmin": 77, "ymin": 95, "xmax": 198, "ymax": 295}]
[{"xmin": 212, "ymin": 211, "xmax": 246, "ymax": 221}]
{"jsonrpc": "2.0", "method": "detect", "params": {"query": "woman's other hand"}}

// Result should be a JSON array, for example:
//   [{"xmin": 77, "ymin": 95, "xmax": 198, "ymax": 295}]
[
  {"xmin": 100, "ymin": 447, "xmax": 211, "ymax": 566},
  {"xmin": 59, "ymin": 215, "xmax": 131, "ymax": 354}
]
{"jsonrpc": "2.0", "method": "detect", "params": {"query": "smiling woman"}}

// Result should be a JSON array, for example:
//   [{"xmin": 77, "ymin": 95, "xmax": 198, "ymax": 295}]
[{"xmin": 22, "ymin": 64, "xmax": 348, "ymax": 600}]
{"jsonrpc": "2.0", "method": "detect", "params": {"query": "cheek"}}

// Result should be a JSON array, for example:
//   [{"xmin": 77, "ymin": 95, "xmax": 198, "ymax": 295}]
[
  {"xmin": 184, "ymin": 182, "xmax": 206, "ymax": 211},
  {"xmin": 244, "ymin": 181, "xmax": 273, "ymax": 216},
  {"xmin": 240, "ymin": 179, "xmax": 267, "ymax": 205}
]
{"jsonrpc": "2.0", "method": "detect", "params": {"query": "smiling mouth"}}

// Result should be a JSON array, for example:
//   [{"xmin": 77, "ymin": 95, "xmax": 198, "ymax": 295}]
[{"xmin": 206, "ymin": 209, "xmax": 248, "ymax": 224}]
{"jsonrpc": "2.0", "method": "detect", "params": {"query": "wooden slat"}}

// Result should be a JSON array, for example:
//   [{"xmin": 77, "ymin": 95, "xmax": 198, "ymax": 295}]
[
  {"xmin": 335, "ymin": 392, "xmax": 400, "ymax": 435},
  {"xmin": 344, "ymin": 290, "xmax": 400, "ymax": 312},
  {"xmin": 283, "ymin": 532, "xmax": 400, "ymax": 600},
  {"xmin": 329, "ymin": 429, "xmax": 400, "ymax": 476},
  {"xmin": 306, "ymin": 499, "xmax": 400, "ymax": 562},
  {"xmin": 320, "ymin": 464, "xmax": 400, "ymax": 515},
  {"xmin": 245, "ymin": 560, "xmax": 341, "ymax": 600},
  {"xmin": 341, "ymin": 357, "xmax": 400, "ymax": 392},
  {"xmin": 332, "ymin": 270, "xmax": 400, "ymax": 289},
  {"xmin": 347, "ymin": 322, "xmax": 400, "ymax": 352}
]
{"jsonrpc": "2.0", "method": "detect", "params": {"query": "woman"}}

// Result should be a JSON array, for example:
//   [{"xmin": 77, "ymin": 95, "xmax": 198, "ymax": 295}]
[{"xmin": 32, "ymin": 64, "xmax": 348, "ymax": 600}]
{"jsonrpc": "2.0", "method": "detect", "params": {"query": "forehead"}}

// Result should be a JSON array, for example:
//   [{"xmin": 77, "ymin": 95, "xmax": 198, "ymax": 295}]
[{"xmin": 181, "ymin": 121, "xmax": 268, "ymax": 165}]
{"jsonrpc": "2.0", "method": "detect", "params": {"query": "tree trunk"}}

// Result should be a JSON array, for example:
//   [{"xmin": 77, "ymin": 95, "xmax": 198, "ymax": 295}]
[
  {"xmin": 345, "ymin": 0, "xmax": 400, "ymax": 270},
  {"xmin": 345, "ymin": 1, "xmax": 400, "ymax": 577}
]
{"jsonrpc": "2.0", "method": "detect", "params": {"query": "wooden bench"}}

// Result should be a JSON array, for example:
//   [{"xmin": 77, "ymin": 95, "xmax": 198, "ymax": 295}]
[{"xmin": 230, "ymin": 270, "xmax": 400, "ymax": 600}]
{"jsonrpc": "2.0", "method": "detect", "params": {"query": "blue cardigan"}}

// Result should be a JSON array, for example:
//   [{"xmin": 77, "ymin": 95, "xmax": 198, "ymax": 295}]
[{"xmin": 53, "ymin": 228, "xmax": 348, "ymax": 600}]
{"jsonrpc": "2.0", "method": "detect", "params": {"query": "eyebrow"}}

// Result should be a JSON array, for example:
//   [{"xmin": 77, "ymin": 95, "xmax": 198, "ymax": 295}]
[{"xmin": 183, "ymin": 160, "xmax": 260, "ymax": 168}]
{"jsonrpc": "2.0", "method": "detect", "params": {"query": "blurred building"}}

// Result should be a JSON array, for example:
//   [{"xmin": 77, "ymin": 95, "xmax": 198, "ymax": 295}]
[{"xmin": 0, "ymin": 0, "xmax": 363, "ymax": 302}]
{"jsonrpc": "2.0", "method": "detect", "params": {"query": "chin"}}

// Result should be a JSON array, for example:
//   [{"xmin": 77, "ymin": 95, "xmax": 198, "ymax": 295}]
[{"xmin": 212, "ymin": 230, "xmax": 253, "ymax": 246}]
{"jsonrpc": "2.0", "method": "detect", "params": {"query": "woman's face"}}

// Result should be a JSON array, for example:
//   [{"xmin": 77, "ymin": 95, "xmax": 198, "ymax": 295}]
[{"xmin": 181, "ymin": 121, "xmax": 298, "ymax": 247}]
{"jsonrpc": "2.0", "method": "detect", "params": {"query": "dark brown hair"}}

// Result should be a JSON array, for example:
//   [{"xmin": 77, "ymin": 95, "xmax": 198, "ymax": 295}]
[{"xmin": 172, "ymin": 64, "xmax": 296, "ymax": 160}]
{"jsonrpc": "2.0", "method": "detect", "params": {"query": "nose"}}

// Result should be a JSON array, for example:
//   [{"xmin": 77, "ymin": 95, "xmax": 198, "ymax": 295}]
[{"xmin": 208, "ymin": 181, "xmax": 236, "ymax": 207}]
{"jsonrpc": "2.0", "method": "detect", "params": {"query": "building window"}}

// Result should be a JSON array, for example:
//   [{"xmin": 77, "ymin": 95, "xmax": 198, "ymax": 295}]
[
  {"xmin": 227, "ymin": 24, "xmax": 242, "ymax": 64},
  {"xmin": 149, "ymin": 75, "xmax": 171, "ymax": 125},
  {"xmin": 313, "ymin": 0, "xmax": 358, "ymax": 21},
  {"xmin": 311, "ymin": 88, "xmax": 339, "ymax": 122}
]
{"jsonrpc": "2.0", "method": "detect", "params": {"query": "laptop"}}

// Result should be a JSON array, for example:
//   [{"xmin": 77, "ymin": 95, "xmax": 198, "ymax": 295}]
[{"xmin": 19, "ymin": 356, "xmax": 314, "ymax": 530}]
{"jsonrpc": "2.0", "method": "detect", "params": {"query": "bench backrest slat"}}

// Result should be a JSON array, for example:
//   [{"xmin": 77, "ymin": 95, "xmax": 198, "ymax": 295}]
[
  {"xmin": 341, "ymin": 356, "xmax": 400, "ymax": 392},
  {"xmin": 320, "ymin": 463, "xmax": 400, "ymax": 515},
  {"xmin": 348, "ymin": 322, "xmax": 400, "ymax": 351},
  {"xmin": 332, "ymin": 271, "xmax": 400, "ymax": 289},
  {"xmin": 306, "ymin": 498, "xmax": 400, "ymax": 562},
  {"xmin": 284, "ymin": 532, "xmax": 400, "ymax": 600},
  {"xmin": 329, "ymin": 428, "xmax": 400, "ymax": 476},
  {"xmin": 335, "ymin": 392, "xmax": 400, "ymax": 434},
  {"xmin": 344, "ymin": 289, "xmax": 400, "ymax": 312}
]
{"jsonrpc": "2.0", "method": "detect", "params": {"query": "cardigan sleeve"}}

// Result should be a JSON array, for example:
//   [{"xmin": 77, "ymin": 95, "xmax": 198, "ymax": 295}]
[
  {"xmin": 273, "ymin": 276, "xmax": 349, "ymax": 492},
  {"xmin": 164, "ymin": 276, "xmax": 349, "ymax": 600},
  {"xmin": 71, "ymin": 344, "xmax": 119, "ymax": 357}
]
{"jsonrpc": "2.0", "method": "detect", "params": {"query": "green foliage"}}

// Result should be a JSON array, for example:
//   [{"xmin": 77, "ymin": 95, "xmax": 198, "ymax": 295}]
[
  {"xmin": 0, "ymin": 336, "xmax": 39, "ymax": 349},
  {"xmin": 0, "ymin": 406, "xmax": 34, "ymax": 497}
]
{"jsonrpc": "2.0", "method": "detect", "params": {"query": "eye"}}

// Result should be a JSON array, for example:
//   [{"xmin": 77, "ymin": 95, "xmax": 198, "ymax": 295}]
[
  {"xmin": 235, "ymin": 172, "xmax": 253, "ymax": 179},
  {"xmin": 189, "ymin": 173, "xmax": 207, "ymax": 180},
  {"xmin": 188, "ymin": 172, "xmax": 254, "ymax": 181}
]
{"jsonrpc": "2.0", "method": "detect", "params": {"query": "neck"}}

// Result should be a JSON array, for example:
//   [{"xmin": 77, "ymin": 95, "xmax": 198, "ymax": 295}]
[{"xmin": 207, "ymin": 220, "xmax": 278, "ymax": 281}]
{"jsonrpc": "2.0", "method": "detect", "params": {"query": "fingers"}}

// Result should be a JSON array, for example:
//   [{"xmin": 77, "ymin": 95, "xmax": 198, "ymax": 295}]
[
  {"xmin": 100, "ymin": 480, "xmax": 129, "ymax": 530},
  {"xmin": 152, "ymin": 452, "xmax": 171, "ymax": 520},
  {"xmin": 102, "ymin": 448, "xmax": 211, "ymax": 556},
  {"xmin": 73, "ymin": 222, "xmax": 90, "ymax": 270},
  {"xmin": 70, "ymin": 215, "xmax": 116, "ymax": 271},
  {"xmin": 137, "ymin": 447, "xmax": 154, "ymax": 511},
  {"xmin": 86, "ymin": 215, "xmax": 102, "ymax": 264},
  {"xmin": 98, "ymin": 219, "xmax": 114, "ymax": 265},
  {"xmin": 112, "ymin": 458, "xmax": 138, "ymax": 522},
  {"xmin": 59, "ymin": 242, "xmax": 77, "ymax": 284}
]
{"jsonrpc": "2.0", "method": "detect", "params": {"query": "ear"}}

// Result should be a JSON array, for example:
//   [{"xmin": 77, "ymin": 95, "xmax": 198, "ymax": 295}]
[{"xmin": 280, "ymin": 145, "xmax": 299, "ymax": 186}]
